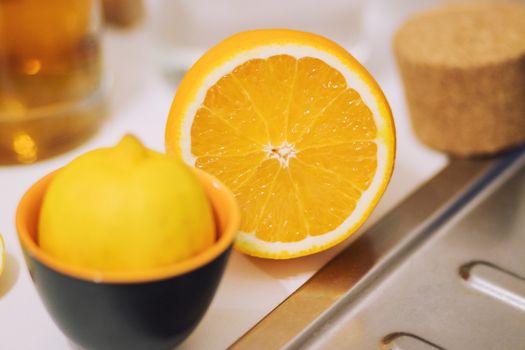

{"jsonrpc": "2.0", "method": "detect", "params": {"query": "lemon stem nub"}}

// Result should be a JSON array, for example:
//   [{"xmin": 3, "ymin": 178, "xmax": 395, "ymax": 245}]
[{"xmin": 114, "ymin": 134, "xmax": 149, "ymax": 164}]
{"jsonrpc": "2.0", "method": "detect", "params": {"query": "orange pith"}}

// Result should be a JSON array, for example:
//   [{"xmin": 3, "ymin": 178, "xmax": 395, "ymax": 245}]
[{"xmin": 166, "ymin": 30, "xmax": 395, "ymax": 259}]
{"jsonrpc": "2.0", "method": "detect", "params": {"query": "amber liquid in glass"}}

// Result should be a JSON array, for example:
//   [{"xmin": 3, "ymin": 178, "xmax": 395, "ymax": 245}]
[{"xmin": 0, "ymin": 0, "xmax": 105, "ymax": 164}]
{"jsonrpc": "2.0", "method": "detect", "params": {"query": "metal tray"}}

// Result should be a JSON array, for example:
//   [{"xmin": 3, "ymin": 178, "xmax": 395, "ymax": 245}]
[{"xmin": 230, "ymin": 146, "xmax": 525, "ymax": 350}]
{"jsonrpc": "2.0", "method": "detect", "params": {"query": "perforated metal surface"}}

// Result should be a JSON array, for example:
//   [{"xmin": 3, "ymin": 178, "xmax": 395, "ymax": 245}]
[
  {"xmin": 232, "ymin": 147, "xmax": 525, "ymax": 350},
  {"xmin": 292, "ymin": 151, "xmax": 525, "ymax": 350}
]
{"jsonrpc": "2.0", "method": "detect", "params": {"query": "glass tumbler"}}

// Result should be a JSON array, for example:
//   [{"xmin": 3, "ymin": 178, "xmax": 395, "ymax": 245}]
[{"xmin": 0, "ymin": 0, "xmax": 106, "ymax": 164}]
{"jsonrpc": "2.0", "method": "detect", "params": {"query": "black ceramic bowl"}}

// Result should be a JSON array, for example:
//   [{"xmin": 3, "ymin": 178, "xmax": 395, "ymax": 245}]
[{"xmin": 16, "ymin": 168, "xmax": 239, "ymax": 350}]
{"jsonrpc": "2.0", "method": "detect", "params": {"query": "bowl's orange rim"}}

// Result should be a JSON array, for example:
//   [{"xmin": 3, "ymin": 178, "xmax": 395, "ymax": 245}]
[{"xmin": 16, "ymin": 168, "xmax": 240, "ymax": 284}]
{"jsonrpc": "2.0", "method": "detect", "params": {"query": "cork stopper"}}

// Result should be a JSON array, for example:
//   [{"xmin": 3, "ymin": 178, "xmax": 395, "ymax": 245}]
[{"xmin": 394, "ymin": 3, "xmax": 525, "ymax": 157}]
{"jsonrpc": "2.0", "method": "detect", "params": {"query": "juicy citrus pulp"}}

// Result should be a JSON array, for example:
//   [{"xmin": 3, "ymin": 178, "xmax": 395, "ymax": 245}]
[
  {"xmin": 39, "ymin": 135, "xmax": 216, "ymax": 272},
  {"xmin": 166, "ymin": 30, "xmax": 395, "ymax": 259}
]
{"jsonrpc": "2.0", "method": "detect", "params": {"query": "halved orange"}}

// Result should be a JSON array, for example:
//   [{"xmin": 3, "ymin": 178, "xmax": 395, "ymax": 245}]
[{"xmin": 166, "ymin": 29, "xmax": 395, "ymax": 259}]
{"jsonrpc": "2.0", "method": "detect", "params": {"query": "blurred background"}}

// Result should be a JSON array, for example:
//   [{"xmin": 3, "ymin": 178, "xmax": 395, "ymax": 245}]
[{"xmin": 1, "ymin": 0, "xmax": 524, "ymax": 348}]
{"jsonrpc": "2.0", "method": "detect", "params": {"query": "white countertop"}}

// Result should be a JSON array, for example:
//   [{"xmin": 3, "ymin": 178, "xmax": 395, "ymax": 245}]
[{"xmin": 0, "ymin": 1, "xmax": 447, "ymax": 348}]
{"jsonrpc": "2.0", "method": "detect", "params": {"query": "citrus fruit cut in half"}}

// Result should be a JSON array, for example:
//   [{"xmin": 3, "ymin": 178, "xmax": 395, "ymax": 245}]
[{"xmin": 166, "ymin": 29, "xmax": 395, "ymax": 259}]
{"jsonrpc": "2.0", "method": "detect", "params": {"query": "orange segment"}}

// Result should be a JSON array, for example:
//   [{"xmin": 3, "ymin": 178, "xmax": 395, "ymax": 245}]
[
  {"xmin": 166, "ymin": 29, "xmax": 396, "ymax": 259},
  {"xmin": 289, "ymin": 158, "xmax": 361, "ymax": 236},
  {"xmin": 296, "ymin": 142, "xmax": 377, "ymax": 191},
  {"xmin": 195, "ymin": 151, "xmax": 267, "ymax": 190},
  {"xmin": 191, "ymin": 107, "xmax": 263, "ymax": 157},
  {"xmin": 256, "ymin": 164, "xmax": 308, "ymax": 243},
  {"xmin": 296, "ymin": 88, "xmax": 377, "ymax": 148},
  {"xmin": 230, "ymin": 55, "xmax": 296, "ymax": 145},
  {"xmin": 288, "ymin": 57, "xmax": 347, "ymax": 144},
  {"xmin": 233, "ymin": 159, "xmax": 281, "ymax": 233}
]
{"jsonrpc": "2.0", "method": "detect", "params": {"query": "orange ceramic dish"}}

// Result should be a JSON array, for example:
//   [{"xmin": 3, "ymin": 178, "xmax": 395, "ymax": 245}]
[
  {"xmin": 16, "ymin": 167, "xmax": 240, "ymax": 350},
  {"xmin": 17, "ymin": 167, "xmax": 239, "ymax": 283}
]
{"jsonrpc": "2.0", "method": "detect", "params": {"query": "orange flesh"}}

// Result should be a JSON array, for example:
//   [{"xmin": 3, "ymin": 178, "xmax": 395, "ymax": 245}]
[{"xmin": 192, "ymin": 55, "xmax": 377, "ymax": 242}]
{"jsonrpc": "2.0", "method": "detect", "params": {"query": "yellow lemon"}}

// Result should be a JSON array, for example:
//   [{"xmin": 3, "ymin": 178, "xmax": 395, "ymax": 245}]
[{"xmin": 39, "ymin": 135, "xmax": 215, "ymax": 272}]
